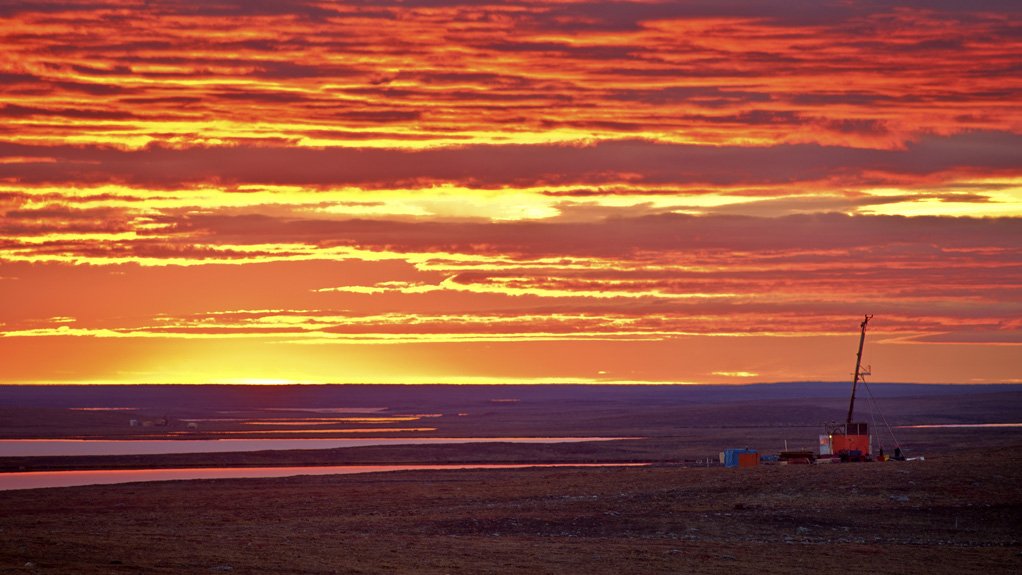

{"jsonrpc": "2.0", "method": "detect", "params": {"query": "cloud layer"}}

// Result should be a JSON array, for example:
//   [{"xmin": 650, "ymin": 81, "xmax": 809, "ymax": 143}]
[{"xmin": 1, "ymin": 1, "xmax": 1020, "ymax": 383}]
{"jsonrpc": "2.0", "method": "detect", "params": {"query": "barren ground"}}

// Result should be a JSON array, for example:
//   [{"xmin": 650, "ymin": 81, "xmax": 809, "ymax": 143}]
[
  {"xmin": 1, "ymin": 451, "xmax": 1020, "ymax": 574},
  {"xmin": 1, "ymin": 384, "xmax": 1019, "ymax": 574}
]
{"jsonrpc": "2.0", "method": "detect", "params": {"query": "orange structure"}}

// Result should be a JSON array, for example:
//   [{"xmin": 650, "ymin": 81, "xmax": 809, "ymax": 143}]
[
  {"xmin": 823, "ymin": 421, "xmax": 871, "ymax": 461},
  {"xmin": 737, "ymin": 452, "xmax": 760, "ymax": 468}
]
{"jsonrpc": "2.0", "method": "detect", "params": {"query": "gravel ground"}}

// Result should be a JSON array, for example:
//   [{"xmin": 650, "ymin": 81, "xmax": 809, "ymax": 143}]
[{"xmin": 1, "ymin": 448, "xmax": 1019, "ymax": 574}]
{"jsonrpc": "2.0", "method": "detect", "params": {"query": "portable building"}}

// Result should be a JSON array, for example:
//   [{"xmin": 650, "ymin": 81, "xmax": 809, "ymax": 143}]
[{"xmin": 722, "ymin": 448, "xmax": 758, "ymax": 468}]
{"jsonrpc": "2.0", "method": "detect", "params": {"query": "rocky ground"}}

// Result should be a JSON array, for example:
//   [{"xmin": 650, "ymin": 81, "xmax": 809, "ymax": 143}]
[
  {"xmin": 1, "ymin": 448, "xmax": 1019, "ymax": 574},
  {"xmin": 2, "ymin": 385, "xmax": 1020, "ymax": 573}
]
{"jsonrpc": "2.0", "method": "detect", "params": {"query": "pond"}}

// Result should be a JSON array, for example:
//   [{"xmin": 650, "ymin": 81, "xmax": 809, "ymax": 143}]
[
  {"xmin": 0, "ymin": 462, "xmax": 649, "ymax": 491},
  {"xmin": 894, "ymin": 423, "xmax": 1022, "ymax": 429},
  {"xmin": 0, "ymin": 436, "xmax": 634, "ymax": 457}
]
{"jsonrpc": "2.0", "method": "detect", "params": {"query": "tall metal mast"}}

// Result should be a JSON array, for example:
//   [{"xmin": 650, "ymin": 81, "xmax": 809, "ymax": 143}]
[{"xmin": 846, "ymin": 314, "xmax": 873, "ymax": 425}]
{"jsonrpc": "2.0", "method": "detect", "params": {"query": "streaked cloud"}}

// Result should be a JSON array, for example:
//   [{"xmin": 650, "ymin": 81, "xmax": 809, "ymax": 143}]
[{"xmin": 1, "ymin": 1, "xmax": 1019, "ymax": 384}]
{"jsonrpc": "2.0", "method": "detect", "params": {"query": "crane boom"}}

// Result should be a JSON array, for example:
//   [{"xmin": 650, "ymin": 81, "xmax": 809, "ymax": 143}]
[{"xmin": 846, "ymin": 314, "xmax": 872, "ymax": 425}]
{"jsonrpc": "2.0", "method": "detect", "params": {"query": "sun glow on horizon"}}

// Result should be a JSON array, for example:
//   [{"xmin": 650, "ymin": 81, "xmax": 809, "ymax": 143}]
[{"xmin": 1, "ymin": 1, "xmax": 1019, "ymax": 385}]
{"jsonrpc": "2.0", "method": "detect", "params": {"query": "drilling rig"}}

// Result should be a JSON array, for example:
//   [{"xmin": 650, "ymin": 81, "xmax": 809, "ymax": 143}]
[{"xmin": 819, "ymin": 315, "xmax": 874, "ymax": 461}]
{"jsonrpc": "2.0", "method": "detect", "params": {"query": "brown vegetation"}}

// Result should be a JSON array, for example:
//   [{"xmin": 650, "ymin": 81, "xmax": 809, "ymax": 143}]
[
  {"xmin": 1, "ymin": 450, "xmax": 1020, "ymax": 574},
  {"xmin": 1, "ymin": 384, "xmax": 1020, "ymax": 573}
]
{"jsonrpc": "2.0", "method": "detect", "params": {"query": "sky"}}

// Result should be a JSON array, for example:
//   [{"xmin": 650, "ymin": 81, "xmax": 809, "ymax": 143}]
[{"xmin": 0, "ymin": 0, "xmax": 1019, "ymax": 385}]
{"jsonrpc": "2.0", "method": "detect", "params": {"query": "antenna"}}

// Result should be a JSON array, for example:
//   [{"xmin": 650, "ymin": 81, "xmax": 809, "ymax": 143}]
[{"xmin": 846, "ymin": 314, "xmax": 873, "ymax": 425}]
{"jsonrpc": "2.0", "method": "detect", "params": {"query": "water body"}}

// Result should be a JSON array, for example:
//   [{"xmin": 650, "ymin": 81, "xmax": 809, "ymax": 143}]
[
  {"xmin": 895, "ymin": 423, "xmax": 1022, "ymax": 429},
  {"xmin": 0, "ymin": 437, "xmax": 632, "ymax": 457},
  {"xmin": 0, "ymin": 463, "xmax": 649, "ymax": 491}
]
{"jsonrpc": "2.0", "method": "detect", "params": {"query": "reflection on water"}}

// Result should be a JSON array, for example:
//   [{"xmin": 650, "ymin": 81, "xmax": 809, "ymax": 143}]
[
  {"xmin": 256, "ymin": 408, "xmax": 388, "ymax": 413},
  {"xmin": 180, "ymin": 417, "xmax": 423, "ymax": 424},
  {"xmin": 242, "ymin": 417, "xmax": 423, "ymax": 425},
  {"xmin": 895, "ymin": 423, "xmax": 1022, "ymax": 429},
  {"xmin": 0, "ymin": 436, "xmax": 633, "ymax": 457},
  {"xmin": 0, "ymin": 462, "xmax": 649, "ymax": 491},
  {"xmin": 69, "ymin": 407, "xmax": 139, "ymax": 411},
  {"xmin": 167, "ymin": 427, "xmax": 439, "ymax": 435}
]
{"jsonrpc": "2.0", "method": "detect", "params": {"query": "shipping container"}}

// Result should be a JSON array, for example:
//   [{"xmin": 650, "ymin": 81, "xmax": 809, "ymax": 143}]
[{"xmin": 722, "ymin": 448, "xmax": 758, "ymax": 468}]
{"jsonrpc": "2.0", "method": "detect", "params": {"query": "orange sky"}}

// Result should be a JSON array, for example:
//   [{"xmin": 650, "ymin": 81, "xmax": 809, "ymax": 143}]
[{"xmin": 1, "ymin": 0, "xmax": 1020, "ymax": 384}]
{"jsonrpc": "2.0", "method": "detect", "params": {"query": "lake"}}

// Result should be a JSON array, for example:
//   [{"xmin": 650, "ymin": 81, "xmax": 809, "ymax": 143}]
[
  {"xmin": 894, "ymin": 423, "xmax": 1022, "ymax": 429},
  {"xmin": 0, "ymin": 436, "xmax": 634, "ymax": 457},
  {"xmin": 0, "ymin": 462, "xmax": 649, "ymax": 491}
]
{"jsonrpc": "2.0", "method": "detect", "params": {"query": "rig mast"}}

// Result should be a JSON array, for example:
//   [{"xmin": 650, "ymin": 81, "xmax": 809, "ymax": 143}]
[{"xmin": 846, "ymin": 314, "xmax": 873, "ymax": 425}]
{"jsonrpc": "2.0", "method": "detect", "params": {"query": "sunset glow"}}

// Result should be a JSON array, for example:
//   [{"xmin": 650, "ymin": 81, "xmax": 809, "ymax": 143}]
[{"xmin": 1, "ymin": 1, "xmax": 1019, "ymax": 384}]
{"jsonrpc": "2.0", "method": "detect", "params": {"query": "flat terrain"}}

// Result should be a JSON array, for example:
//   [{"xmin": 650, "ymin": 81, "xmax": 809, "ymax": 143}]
[
  {"xmin": 1, "ymin": 450, "xmax": 1019, "ymax": 574},
  {"xmin": 1, "ymin": 384, "xmax": 1020, "ymax": 573}
]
